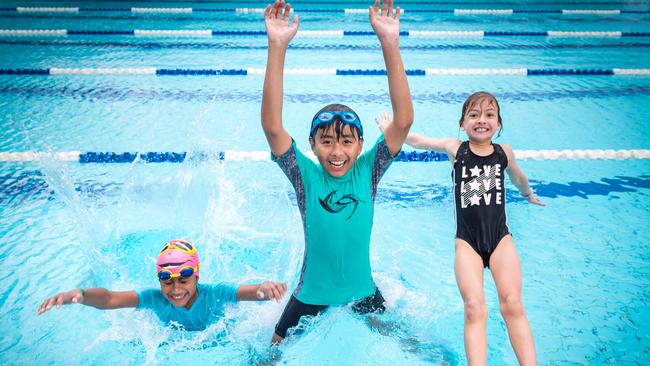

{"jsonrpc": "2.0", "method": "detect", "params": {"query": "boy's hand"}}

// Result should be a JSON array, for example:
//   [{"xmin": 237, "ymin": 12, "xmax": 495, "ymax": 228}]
[
  {"xmin": 375, "ymin": 111, "xmax": 392, "ymax": 132},
  {"xmin": 265, "ymin": 1, "xmax": 299, "ymax": 47},
  {"xmin": 38, "ymin": 289, "xmax": 83, "ymax": 315},
  {"xmin": 256, "ymin": 281, "xmax": 287, "ymax": 302},
  {"xmin": 369, "ymin": 0, "xmax": 401, "ymax": 43}
]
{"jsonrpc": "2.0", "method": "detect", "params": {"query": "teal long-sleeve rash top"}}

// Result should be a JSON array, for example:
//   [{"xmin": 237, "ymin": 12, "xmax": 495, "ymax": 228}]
[{"xmin": 273, "ymin": 134, "xmax": 395, "ymax": 305}]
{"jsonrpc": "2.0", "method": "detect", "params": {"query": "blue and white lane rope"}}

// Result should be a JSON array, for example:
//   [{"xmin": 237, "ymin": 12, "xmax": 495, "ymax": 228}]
[
  {"xmin": 2, "ymin": 29, "xmax": 649, "ymax": 38},
  {"xmin": 4, "ymin": 7, "xmax": 650, "ymax": 14},
  {"xmin": 1, "ymin": 150, "xmax": 649, "ymax": 163},
  {"xmin": 1, "ymin": 68, "xmax": 649, "ymax": 76}
]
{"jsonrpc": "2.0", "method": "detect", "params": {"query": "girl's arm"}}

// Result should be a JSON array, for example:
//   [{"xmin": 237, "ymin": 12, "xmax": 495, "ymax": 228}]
[
  {"xmin": 261, "ymin": 1, "xmax": 299, "ymax": 157},
  {"xmin": 236, "ymin": 281, "xmax": 287, "ymax": 302},
  {"xmin": 369, "ymin": 0, "xmax": 414, "ymax": 156},
  {"xmin": 375, "ymin": 111, "xmax": 460, "ymax": 157},
  {"xmin": 502, "ymin": 144, "xmax": 545, "ymax": 206},
  {"xmin": 38, "ymin": 288, "xmax": 139, "ymax": 314}
]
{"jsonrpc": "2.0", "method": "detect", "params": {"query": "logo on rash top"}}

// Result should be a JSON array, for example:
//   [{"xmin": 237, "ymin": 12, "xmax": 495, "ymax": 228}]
[{"xmin": 319, "ymin": 190, "xmax": 363, "ymax": 221}]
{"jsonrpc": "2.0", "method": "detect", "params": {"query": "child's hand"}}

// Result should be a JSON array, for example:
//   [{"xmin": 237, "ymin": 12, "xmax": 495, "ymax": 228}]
[
  {"xmin": 523, "ymin": 190, "xmax": 545, "ymax": 206},
  {"xmin": 375, "ymin": 111, "xmax": 392, "ymax": 132},
  {"xmin": 369, "ymin": 0, "xmax": 401, "ymax": 43},
  {"xmin": 38, "ymin": 289, "xmax": 83, "ymax": 315},
  {"xmin": 264, "ymin": 1, "xmax": 299, "ymax": 47},
  {"xmin": 256, "ymin": 281, "xmax": 287, "ymax": 302}
]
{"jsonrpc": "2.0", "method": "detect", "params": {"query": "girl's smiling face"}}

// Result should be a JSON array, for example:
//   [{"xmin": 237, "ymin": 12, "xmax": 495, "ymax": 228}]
[{"xmin": 461, "ymin": 98, "xmax": 502, "ymax": 144}]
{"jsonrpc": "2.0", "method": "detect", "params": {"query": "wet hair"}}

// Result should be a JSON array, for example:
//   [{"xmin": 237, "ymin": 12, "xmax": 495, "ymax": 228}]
[
  {"xmin": 459, "ymin": 91, "xmax": 503, "ymax": 137},
  {"xmin": 309, "ymin": 103, "xmax": 363, "ymax": 141}
]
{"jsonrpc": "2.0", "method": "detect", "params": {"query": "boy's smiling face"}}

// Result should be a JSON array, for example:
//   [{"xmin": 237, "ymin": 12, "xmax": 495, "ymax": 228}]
[
  {"xmin": 159, "ymin": 276, "xmax": 199, "ymax": 309},
  {"xmin": 310, "ymin": 124, "xmax": 364, "ymax": 177}
]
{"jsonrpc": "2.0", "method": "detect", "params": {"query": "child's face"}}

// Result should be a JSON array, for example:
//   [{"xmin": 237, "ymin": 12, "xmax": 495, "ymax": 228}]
[
  {"xmin": 310, "ymin": 124, "xmax": 364, "ymax": 177},
  {"xmin": 159, "ymin": 276, "xmax": 199, "ymax": 309},
  {"xmin": 461, "ymin": 99, "xmax": 501, "ymax": 143}
]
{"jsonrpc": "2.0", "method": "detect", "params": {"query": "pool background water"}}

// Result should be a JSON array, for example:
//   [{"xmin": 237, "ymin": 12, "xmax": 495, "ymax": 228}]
[{"xmin": 1, "ymin": 1, "xmax": 649, "ymax": 365}]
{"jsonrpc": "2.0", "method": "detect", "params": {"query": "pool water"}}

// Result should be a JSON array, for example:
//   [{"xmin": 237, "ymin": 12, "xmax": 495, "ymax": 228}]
[{"xmin": 1, "ymin": 1, "xmax": 649, "ymax": 365}]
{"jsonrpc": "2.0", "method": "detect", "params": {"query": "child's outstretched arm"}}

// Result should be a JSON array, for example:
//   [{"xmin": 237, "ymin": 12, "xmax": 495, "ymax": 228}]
[
  {"xmin": 261, "ymin": 0, "xmax": 299, "ymax": 157},
  {"xmin": 236, "ymin": 281, "xmax": 287, "ymax": 302},
  {"xmin": 501, "ymin": 144, "xmax": 545, "ymax": 206},
  {"xmin": 375, "ymin": 111, "xmax": 460, "ymax": 156},
  {"xmin": 38, "ymin": 288, "xmax": 138, "ymax": 315},
  {"xmin": 369, "ymin": 0, "xmax": 414, "ymax": 156}
]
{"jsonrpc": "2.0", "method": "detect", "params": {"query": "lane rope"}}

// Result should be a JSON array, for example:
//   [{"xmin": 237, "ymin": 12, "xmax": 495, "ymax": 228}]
[{"xmin": 1, "ymin": 149, "xmax": 649, "ymax": 163}]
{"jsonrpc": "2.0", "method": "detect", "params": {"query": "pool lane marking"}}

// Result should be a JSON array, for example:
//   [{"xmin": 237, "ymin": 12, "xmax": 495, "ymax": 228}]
[{"xmin": 4, "ymin": 7, "xmax": 650, "ymax": 14}]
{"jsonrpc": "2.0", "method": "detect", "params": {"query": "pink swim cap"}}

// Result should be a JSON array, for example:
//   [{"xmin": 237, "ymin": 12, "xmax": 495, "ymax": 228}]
[{"xmin": 156, "ymin": 239, "xmax": 200, "ymax": 278}]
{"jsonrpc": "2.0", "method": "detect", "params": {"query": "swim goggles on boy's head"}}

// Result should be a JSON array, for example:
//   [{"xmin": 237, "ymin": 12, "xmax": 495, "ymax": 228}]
[
  {"xmin": 157, "ymin": 265, "xmax": 200, "ymax": 281},
  {"xmin": 310, "ymin": 111, "xmax": 363, "ymax": 138},
  {"xmin": 159, "ymin": 239, "xmax": 196, "ymax": 255}
]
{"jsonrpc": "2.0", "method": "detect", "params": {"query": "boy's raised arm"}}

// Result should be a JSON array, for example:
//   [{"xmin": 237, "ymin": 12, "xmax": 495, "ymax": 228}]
[
  {"xmin": 261, "ymin": 1, "xmax": 299, "ymax": 157},
  {"xmin": 370, "ymin": 0, "xmax": 413, "ymax": 156}
]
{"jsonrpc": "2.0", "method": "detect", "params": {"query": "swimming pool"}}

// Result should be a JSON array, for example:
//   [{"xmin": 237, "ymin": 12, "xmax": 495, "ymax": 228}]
[{"xmin": 0, "ymin": 1, "xmax": 649, "ymax": 365}]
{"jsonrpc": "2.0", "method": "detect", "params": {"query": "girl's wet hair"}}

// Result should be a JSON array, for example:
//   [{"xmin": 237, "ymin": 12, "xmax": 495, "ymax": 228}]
[
  {"xmin": 459, "ymin": 92, "xmax": 503, "ymax": 136},
  {"xmin": 310, "ymin": 103, "xmax": 363, "ymax": 141}
]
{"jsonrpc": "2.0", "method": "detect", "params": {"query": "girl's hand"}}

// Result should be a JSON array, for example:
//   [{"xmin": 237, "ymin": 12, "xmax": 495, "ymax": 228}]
[
  {"xmin": 375, "ymin": 111, "xmax": 392, "ymax": 132},
  {"xmin": 38, "ymin": 289, "xmax": 83, "ymax": 315},
  {"xmin": 523, "ymin": 191, "xmax": 545, "ymax": 206},
  {"xmin": 264, "ymin": 1, "xmax": 299, "ymax": 47},
  {"xmin": 369, "ymin": 0, "xmax": 401, "ymax": 43},
  {"xmin": 256, "ymin": 281, "xmax": 287, "ymax": 302}
]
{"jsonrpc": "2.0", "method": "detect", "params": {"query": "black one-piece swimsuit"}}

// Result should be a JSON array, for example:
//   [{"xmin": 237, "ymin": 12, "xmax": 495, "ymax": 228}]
[{"xmin": 453, "ymin": 141, "xmax": 510, "ymax": 268}]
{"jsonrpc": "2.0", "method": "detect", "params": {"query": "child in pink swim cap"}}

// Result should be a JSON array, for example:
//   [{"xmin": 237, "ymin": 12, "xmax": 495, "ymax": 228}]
[{"xmin": 38, "ymin": 239, "xmax": 286, "ymax": 331}]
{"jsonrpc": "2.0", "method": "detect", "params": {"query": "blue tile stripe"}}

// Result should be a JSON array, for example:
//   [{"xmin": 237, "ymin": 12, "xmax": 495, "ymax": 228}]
[
  {"xmin": 1, "ymin": 39, "xmax": 648, "ymax": 53},
  {"xmin": 1, "ymin": 7, "xmax": 649, "ymax": 14},
  {"xmin": 3, "ymin": 0, "xmax": 648, "ymax": 3},
  {"xmin": 0, "ymin": 68, "xmax": 648, "ymax": 76}
]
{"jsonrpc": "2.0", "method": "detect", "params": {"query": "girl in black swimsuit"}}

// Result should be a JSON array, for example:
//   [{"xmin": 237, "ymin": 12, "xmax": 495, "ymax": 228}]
[{"xmin": 376, "ymin": 92, "xmax": 543, "ymax": 366}]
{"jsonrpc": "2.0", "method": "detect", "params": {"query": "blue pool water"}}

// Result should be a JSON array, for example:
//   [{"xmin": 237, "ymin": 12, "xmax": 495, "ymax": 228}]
[{"xmin": 1, "ymin": 1, "xmax": 649, "ymax": 365}]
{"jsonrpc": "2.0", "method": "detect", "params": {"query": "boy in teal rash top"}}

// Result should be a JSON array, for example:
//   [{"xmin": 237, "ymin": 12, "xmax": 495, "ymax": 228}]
[
  {"xmin": 273, "ymin": 134, "xmax": 393, "ymax": 306},
  {"xmin": 261, "ymin": 0, "xmax": 414, "ymax": 343}
]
